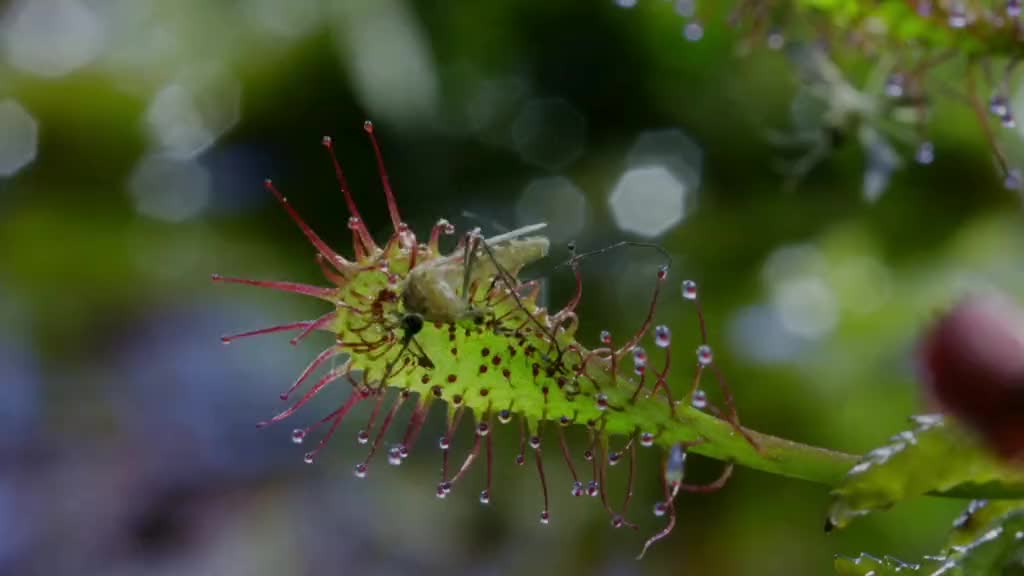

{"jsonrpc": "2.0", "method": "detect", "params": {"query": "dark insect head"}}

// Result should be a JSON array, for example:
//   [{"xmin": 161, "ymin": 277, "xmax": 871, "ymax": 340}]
[{"xmin": 401, "ymin": 312, "xmax": 424, "ymax": 340}]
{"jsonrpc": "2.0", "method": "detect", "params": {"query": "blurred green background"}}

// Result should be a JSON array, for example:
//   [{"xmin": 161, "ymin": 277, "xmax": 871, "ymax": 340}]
[{"xmin": 2, "ymin": 0, "xmax": 1023, "ymax": 575}]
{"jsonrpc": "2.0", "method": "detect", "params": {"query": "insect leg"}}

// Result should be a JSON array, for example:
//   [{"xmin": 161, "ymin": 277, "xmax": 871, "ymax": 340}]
[
  {"xmin": 460, "ymin": 230, "xmax": 481, "ymax": 307},
  {"xmin": 475, "ymin": 238, "xmax": 563, "ymax": 361}
]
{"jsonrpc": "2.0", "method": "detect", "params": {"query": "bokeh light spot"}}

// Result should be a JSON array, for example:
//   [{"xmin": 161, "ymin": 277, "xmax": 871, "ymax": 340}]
[
  {"xmin": 2, "ymin": 0, "xmax": 103, "ymax": 77},
  {"xmin": 146, "ymin": 70, "xmax": 241, "ymax": 159},
  {"xmin": 0, "ymin": 99, "xmax": 38, "ymax": 177},
  {"xmin": 333, "ymin": 0, "xmax": 440, "ymax": 127},
  {"xmin": 608, "ymin": 166, "xmax": 686, "ymax": 237},
  {"xmin": 762, "ymin": 244, "xmax": 839, "ymax": 340},
  {"xmin": 510, "ymin": 98, "xmax": 586, "ymax": 170},
  {"xmin": 244, "ymin": 0, "xmax": 321, "ymax": 38},
  {"xmin": 128, "ymin": 154, "xmax": 211, "ymax": 223},
  {"xmin": 516, "ymin": 176, "xmax": 588, "ymax": 242}
]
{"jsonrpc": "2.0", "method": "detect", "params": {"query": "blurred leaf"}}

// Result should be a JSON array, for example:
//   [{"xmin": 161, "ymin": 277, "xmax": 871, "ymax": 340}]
[
  {"xmin": 948, "ymin": 500, "xmax": 1024, "ymax": 548},
  {"xmin": 833, "ymin": 552, "xmax": 942, "ymax": 575},
  {"xmin": 834, "ymin": 505, "xmax": 1024, "ymax": 575},
  {"xmin": 828, "ymin": 415, "xmax": 1024, "ymax": 530}
]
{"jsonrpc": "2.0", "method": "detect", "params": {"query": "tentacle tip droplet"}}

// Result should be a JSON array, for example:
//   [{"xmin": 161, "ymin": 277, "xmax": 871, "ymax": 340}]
[
  {"xmin": 321, "ymin": 135, "xmax": 332, "ymax": 147},
  {"xmin": 354, "ymin": 463, "xmax": 368, "ymax": 478},
  {"xmin": 363, "ymin": 120, "xmax": 374, "ymax": 133}
]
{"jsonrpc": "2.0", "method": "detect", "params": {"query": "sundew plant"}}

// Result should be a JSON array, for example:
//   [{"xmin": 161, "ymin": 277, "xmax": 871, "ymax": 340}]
[{"xmin": 210, "ymin": 1, "xmax": 1024, "ymax": 574}]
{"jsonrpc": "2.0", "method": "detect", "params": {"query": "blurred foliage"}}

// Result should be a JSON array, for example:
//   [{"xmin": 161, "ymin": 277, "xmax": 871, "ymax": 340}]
[
  {"xmin": 835, "ymin": 500, "xmax": 1024, "ymax": 575},
  {"xmin": 829, "ymin": 416, "xmax": 1024, "ymax": 531}
]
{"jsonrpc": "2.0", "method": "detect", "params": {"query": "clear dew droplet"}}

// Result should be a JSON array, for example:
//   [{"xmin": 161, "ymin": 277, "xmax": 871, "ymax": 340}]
[
  {"xmin": 477, "ymin": 422, "xmax": 490, "ymax": 437},
  {"xmin": 587, "ymin": 480, "xmax": 600, "ymax": 497},
  {"xmin": 681, "ymin": 279, "xmax": 698, "ymax": 300},
  {"xmin": 640, "ymin": 432, "xmax": 655, "ymax": 447},
  {"xmin": 529, "ymin": 436, "xmax": 541, "ymax": 449},
  {"xmin": 291, "ymin": 429, "xmax": 306, "ymax": 444},
  {"xmin": 303, "ymin": 452, "xmax": 315, "ymax": 464},
  {"xmin": 632, "ymin": 346, "xmax": 648, "ymax": 370},
  {"xmin": 654, "ymin": 325, "xmax": 671, "ymax": 348},
  {"xmin": 498, "ymin": 410, "xmax": 512, "ymax": 424},
  {"xmin": 653, "ymin": 501, "xmax": 669, "ymax": 517},
  {"xmin": 571, "ymin": 481, "xmax": 584, "ymax": 497},
  {"xmin": 479, "ymin": 490, "xmax": 491, "ymax": 504},
  {"xmin": 438, "ymin": 436, "xmax": 450, "ymax": 450},
  {"xmin": 600, "ymin": 330, "xmax": 612, "ymax": 345},
  {"xmin": 388, "ymin": 445, "xmax": 403, "ymax": 466},
  {"xmin": 595, "ymin": 393, "xmax": 609, "ymax": 411},
  {"xmin": 539, "ymin": 510, "xmax": 550, "ymax": 524},
  {"xmin": 354, "ymin": 463, "xmax": 368, "ymax": 478},
  {"xmin": 691, "ymin": 389, "xmax": 708, "ymax": 409},
  {"xmin": 696, "ymin": 344, "xmax": 713, "ymax": 365},
  {"xmin": 356, "ymin": 430, "xmax": 370, "ymax": 445}
]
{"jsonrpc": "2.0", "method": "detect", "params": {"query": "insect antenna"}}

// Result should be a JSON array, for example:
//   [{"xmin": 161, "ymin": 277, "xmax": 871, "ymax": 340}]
[{"xmin": 561, "ymin": 241, "xmax": 671, "ymax": 353}]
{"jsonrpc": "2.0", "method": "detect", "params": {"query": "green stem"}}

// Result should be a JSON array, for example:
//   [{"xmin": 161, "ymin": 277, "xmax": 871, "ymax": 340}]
[{"xmin": 661, "ymin": 397, "xmax": 1024, "ymax": 500}]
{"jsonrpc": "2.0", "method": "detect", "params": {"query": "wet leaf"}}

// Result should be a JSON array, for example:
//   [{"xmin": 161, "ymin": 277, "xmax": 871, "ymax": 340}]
[
  {"xmin": 949, "ymin": 500, "xmax": 1024, "ymax": 548},
  {"xmin": 834, "ymin": 504, "xmax": 1024, "ymax": 575},
  {"xmin": 827, "ymin": 415, "xmax": 1024, "ymax": 530}
]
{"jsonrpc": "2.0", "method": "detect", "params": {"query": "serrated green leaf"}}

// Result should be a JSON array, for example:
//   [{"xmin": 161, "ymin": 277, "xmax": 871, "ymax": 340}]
[
  {"xmin": 833, "ymin": 552, "xmax": 943, "ymax": 575},
  {"xmin": 835, "ymin": 505, "xmax": 1024, "ymax": 575},
  {"xmin": 827, "ymin": 415, "xmax": 1024, "ymax": 530},
  {"xmin": 949, "ymin": 500, "xmax": 1024, "ymax": 548}
]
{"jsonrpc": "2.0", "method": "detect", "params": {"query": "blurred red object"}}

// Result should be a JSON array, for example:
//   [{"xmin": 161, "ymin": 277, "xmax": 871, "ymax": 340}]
[{"xmin": 918, "ymin": 293, "xmax": 1024, "ymax": 461}]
